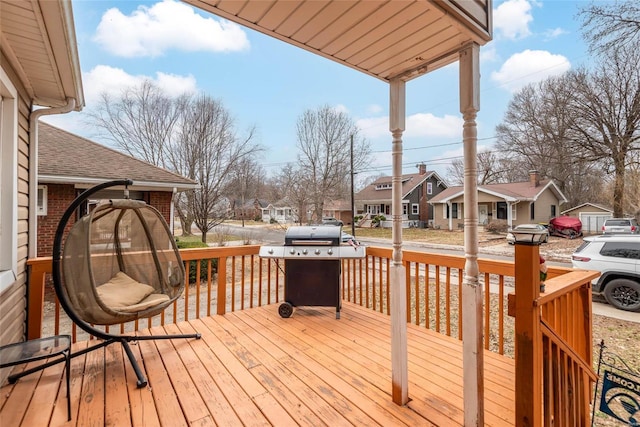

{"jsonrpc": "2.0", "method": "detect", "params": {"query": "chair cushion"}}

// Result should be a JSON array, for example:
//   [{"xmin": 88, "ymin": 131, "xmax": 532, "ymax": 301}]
[
  {"xmin": 118, "ymin": 293, "xmax": 171, "ymax": 313},
  {"xmin": 97, "ymin": 272, "xmax": 155, "ymax": 308}
]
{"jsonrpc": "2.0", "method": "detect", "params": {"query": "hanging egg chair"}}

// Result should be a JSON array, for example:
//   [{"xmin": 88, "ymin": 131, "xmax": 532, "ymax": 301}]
[{"xmin": 52, "ymin": 179, "xmax": 200, "ymax": 388}]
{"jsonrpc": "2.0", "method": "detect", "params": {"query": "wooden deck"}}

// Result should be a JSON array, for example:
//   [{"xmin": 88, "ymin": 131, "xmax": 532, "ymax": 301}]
[{"xmin": 1, "ymin": 303, "xmax": 515, "ymax": 426}]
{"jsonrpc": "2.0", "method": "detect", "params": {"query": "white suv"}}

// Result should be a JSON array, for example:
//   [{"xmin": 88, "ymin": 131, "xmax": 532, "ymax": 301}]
[{"xmin": 571, "ymin": 235, "xmax": 640, "ymax": 312}]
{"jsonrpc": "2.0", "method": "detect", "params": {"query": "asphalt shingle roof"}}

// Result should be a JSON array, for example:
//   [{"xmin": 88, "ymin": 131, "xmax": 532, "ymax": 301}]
[
  {"xmin": 429, "ymin": 179, "xmax": 565, "ymax": 203},
  {"xmin": 355, "ymin": 171, "xmax": 438, "ymax": 202},
  {"xmin": 38, "ymin": 122, "xmax": 197, "ymax": 189}
]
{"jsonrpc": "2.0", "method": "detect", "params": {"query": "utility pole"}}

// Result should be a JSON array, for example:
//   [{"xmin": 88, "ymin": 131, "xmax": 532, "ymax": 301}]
[{"xmin": 350, "ymin": 134, "xmax": 356, "ymax": 238}]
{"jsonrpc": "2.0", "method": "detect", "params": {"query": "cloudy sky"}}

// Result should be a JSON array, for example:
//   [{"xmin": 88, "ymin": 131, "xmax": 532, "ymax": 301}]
[{"xmin": 45, "ymin": 0, "xmax": 594, "ymax": 181}]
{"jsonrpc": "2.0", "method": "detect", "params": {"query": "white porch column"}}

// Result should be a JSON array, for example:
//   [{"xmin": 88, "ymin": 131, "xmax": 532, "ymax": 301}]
[
  {"xmin": 460, "ymin": 43, "xmax": 484, "ymax": 426},
  {"xmin": 389, "ymin": 78, "xmax": 408, "ymax": 405}
]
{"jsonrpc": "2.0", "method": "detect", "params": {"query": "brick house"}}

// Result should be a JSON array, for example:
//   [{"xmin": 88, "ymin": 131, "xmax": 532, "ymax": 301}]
[{"xmin": 36, "ymin": 122, "xmax": 198, "ymax": 257}]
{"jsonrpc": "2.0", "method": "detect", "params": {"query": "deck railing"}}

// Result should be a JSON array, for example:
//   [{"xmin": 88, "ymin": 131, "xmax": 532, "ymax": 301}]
[
  {"xmin": 538, "ymin": 271, "xmax": 599, "ymax": 426},
  {"xmin": 28, "ymin": 245, "xmax": 571, "ymax": 352}
]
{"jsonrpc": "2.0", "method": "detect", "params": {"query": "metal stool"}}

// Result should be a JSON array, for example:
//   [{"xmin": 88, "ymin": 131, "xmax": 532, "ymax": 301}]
[{"xmin": 0, "ymin": 335, "xmax": 72, "ymax": 420}]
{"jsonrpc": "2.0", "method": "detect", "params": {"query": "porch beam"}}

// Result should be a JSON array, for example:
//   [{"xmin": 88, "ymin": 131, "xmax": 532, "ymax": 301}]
[
  {"xmin": 389, "ymin": 78, "xmax": 408, "ymax": 405},
  {"xmin": 459, "ymin": 42, "xmax": 484, "ymax": 426}
]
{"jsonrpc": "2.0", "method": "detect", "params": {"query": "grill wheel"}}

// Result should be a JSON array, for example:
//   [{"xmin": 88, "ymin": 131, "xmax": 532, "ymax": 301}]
[{"xmin": 279, "ymin": 302, "xmax": 294, "ymax": 318}]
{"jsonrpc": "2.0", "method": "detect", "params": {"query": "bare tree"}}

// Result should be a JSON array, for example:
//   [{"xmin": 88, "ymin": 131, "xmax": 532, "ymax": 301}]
[
  {"xmin": 226, "ymin": 157, "xmax": 264, "ymax": 225},
  {"xmin": 88, "ymin": 80, "xmax": 184, "ymax": 168},
  {"xmin": 275, "ymin": 164, "xmax": 311, "ymax": 225},
  {"xmin": 494, "ymin": 76, "xmax": 606, "ymax": 207},
  {"xmin": 446, "ymin": 150, "xmax": 511, "ymax": 185},
  {"xmin": 566, "ymin": 44, "xmax": 640, "ymax": 217},
  {"xmin": 296, "ymin": 105, "xmax": 371, "ymax": 222},
  {"xmin": 174, "ymin": 94, "xmax": 258, "ymax": 242},
  {"xmin": 579, "ymin": 1, "xmax": 640, "ymax": 54},
  {"xmin": 89, "ymin": 82, "xmax": 260, "ymax": 241}
]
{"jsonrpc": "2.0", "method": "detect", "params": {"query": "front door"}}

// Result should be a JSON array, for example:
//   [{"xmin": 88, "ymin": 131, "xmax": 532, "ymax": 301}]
[{"xmin": 479, "ymin": 204, "xmax": 488, "ymax": 225}]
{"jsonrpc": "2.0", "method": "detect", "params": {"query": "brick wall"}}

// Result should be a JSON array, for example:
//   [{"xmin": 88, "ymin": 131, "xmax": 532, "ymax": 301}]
[
  {"xmin": 37, "ymin": 184, "xmax": 77, "ymax": 257},
  {"xmin": 38, "ymin": 187, "xmax": 173, "ymax": 257},
  {"xmin": 148, "ymin": 191, "xmax": 172, "ymax": 225}
]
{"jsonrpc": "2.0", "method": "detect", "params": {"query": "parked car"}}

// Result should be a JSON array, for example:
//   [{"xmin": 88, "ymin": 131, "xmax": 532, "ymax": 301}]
[
  {"xmin": 571, "ymin": 235, "xmax": 640, "ymax": 312},
  {"xmin": 322, "ymin": 217, "xmax": 343, "ymax": 226},
  {"xmin": 341, "ymin": 231, "xmax": 355, "ymax": 242},
  {"xmin": 506, "ymin": 224, "xmax": 549, "ymax": 244},
  {"xmin": 601, "ymin": 217, "xmax": 639, "ymax": 234}
]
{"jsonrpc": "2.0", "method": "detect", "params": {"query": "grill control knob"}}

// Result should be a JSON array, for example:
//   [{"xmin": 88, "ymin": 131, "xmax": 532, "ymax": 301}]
[
  {"xmin": 302, "ymin": 249, "xmax": 308, "ymax": 255},
  {"xmin": 327, "ymin": 248, "xmax": 333, "ymax": 255},
  {"xmin": 314, "ymin": 249, "xmax": 321, "ymax": 255},
  {"xmin": 268, "ymin": 248, "xmax": 274, "ymax": 254},
  {"xmin": 289, "ymin": 248, "xmax": 296, "ymax": 255}
]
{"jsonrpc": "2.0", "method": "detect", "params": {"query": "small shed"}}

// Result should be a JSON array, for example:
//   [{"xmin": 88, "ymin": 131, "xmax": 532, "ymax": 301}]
[{"xmin": 561, "ymin": 203, "xmax": 613, "ymax": 233}]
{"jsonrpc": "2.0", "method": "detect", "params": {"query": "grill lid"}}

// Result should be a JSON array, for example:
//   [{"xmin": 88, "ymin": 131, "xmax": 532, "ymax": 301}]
[{"xmin": 284, "ymin": 225, "xmax": 341, "ymax": 246}]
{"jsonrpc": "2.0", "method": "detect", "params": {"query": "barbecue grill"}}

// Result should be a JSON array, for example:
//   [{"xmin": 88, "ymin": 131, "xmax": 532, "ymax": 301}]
[{"xmin": 259, "ymin": 225, "xmax": 366, "ymax": 319}]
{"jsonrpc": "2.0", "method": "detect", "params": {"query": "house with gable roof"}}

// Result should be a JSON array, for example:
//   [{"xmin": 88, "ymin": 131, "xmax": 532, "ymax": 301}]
[
  {"xmin": 37, "ymin": 122, "xmax": 198, "ymax": 257},
  {"xmin": 355, "ymin": 164, "xmax": 447, "ymax": 227},
  {"xmin": 429, "ymin": 170, "xmax": 567, "ymax": 230}
]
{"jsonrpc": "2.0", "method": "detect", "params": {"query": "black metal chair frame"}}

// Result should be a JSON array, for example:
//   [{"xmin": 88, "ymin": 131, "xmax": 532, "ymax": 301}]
[{"xmin": 52, "ymin": 179, "xmax": 200, "ymax": 388}]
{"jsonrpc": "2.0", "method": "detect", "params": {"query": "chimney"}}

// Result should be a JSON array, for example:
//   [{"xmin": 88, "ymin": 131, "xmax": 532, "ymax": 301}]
[
  {"xmin": 529, "ymin": 170, "xmax": 540, "ymax": 187},
  {"xmin": 417, "ymin": 163, "xmax": 427, "ymax": 175}
]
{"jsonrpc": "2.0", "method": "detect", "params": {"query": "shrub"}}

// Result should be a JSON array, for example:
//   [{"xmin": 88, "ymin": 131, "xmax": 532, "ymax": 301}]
[
  {"xmin": 485, "ymin": 219, "xmax": 508, "ymax": 233},
  {"xmin": 371, "ymin": 214, "xmax": 386, "ymax": 227},
  {"xmin": 175, "ymin": 238, "xmax": 217, "ymax": 284}
]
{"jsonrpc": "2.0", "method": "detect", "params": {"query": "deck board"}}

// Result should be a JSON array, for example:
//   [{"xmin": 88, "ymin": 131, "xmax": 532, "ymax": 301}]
[{"xmin": 0, "ymin": 302, "xmax": 514, "ymax": 426}]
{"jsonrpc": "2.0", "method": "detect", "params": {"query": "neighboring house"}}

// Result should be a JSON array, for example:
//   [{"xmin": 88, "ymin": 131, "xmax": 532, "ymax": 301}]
[
  {"xmin": 37, "ymin": 122, "xmax": 199, "ymax": 257},
  {"xmin": 561, "ymin": 203, "xmax": 613, "ymax": 234},
  {"xmin": 429, "ymin": 171, "xmax": 567, "ymax": 230},
  {"xmin": 261, "ymin": 200, "xmax": 297, "ymax": 224},
  {"xmin": 233, "ymin": 198, "xmax": 269, "ymax": 221},
  {"xmin": 355, "ymin": 164, "xmax": 447, "ymax": 227},
  {"xmin": 0, "ymin": 1, "xmax": 84, "ymax": 356},
  {"xmin": 323, "ymin": 200, "xmax": 353, "ymax": 225}
]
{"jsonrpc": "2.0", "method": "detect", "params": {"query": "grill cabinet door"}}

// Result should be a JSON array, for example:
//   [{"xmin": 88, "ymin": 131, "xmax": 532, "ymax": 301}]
[{"xmin": 284, "ymin": 259, "xmax": 340, "ymax": 308}]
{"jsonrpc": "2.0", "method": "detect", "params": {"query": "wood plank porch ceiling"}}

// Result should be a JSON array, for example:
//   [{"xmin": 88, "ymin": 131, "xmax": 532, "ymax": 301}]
[
  {"xmin": 183, "ymin": 0, "xmax": 492, "ymax": 82},
  {"xmin": 1, "ymin": 303, "xmax": 514, "ymax": 426}
]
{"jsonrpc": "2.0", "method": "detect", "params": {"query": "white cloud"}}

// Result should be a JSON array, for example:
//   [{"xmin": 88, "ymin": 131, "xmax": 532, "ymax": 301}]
[
  {"xmin": 480, "ymin": 45, "xmax": 499, "ymax": 63},
  {"xmin": 93, "ymin": 0, "xmax": 249, "ymax": 57},
  {"xmin": 366, "ymin": 104, "xmax": 383, "ymax": 115},
  {"xmin": 405, "ymin": 114, "xmax": 464, "ymax": 139},
  {"xmin": 494, "ymin": 0, "xmax": 538, "ymax": 40},
  {"xmin": 357, "ymin": 113, "xmax": 463, "ymax": 140},
  {"xmin": 333, "ymin": 104, "xmax": 349, "ymax": 114},
  {"xmin": 491, "ymin": 50, "xmax": 570, "ymax": 93},
  {"xmin": 542, "ymin": 27, "xmax": 568, "ymax": 41},
  {"xmin": 83, "ymin": 65, "xmax": 197, "ymax": 106}
]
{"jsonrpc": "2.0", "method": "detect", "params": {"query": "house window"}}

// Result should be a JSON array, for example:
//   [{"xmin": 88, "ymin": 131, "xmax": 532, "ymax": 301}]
[
  {"xmin": 551, "ymin": 205, "xmax": 556, "ymax": 217},
  {"xmin": 496, "ymin": 202, "xmax": 507, "ymax": 220},
  {"xmin": 412, "ymin": 204, "xmax": 419, "ymax": 215},
  {"xmin": 37, "ymin": 185, "xmax": 47, "ymax": 215},
  {"xmin": 0, "ymin": 70, "xmax": 18, "ymax": 292},
  {"xmin": 402, "ymin": 204, "xmax": 408, "ymax": 215},
  {"xmin": 366, "ymin": 205, "xmax": 381, "ymax": 215},
  {"xmin": 530, "ymin": 203, "xmax": 535, "ymax": 220},
  {"xmin": 511, "ymin": 203, "xmax": 517, "ymax": 220},
  {"xmin": 426, "ymin": 182, "xmax": 433, "ymax": 195},
  {"xmin": 446, "ymin": 203, "xmax": 459, "ymax": 219}
]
